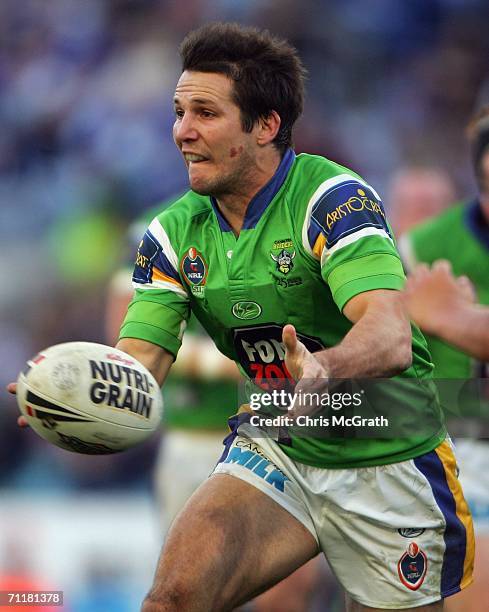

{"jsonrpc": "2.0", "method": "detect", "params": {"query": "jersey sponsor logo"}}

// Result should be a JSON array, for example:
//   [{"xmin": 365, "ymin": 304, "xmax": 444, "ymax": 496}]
[
  {"xmin": 233, "ymin": 324, "xmax": 324, "ymax": 388},
  {"xmin": 133, "ymin": 236, "xmax": 158, "ymax": 284},
  {"xmin": 324, "ymin": 188, "xmax": 385, "ymax": 231},
  {"xmin": 135, "ymin": 242, "xmax": 150, "ymax": 269},
  {"xmin": 221, "ymin": 444, "xmax": 290, "ymax": 492},
  {"xmin": 311, "ymin": 180, "xmax": 390, "ymax": 248},
  {"xmin": 270, "ymin": 248, "xmax": 295, "ymax": 275},
  {"xmin": 398, "ymin": 528, "xmax": 426, "ymax": 538},
  {"xmin": 180, "ymin": 247, "xmax": 208, "ymax": 297},
  {"xmin": 397, "ymin": 542, "xmax": 427, "ymax": 590},
  {"xmin": 232, "ymin": 301, "xmax": 262, "ymax": 320}
]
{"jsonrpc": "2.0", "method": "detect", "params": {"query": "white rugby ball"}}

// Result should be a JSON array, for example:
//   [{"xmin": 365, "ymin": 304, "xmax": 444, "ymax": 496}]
[{"xmin": 16, "ymin": 342, "xmax": 163, "ymax": 454}]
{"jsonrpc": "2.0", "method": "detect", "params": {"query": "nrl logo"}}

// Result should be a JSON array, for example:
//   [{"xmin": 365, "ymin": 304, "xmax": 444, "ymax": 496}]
[
  {"xmin": 397, "ymin": 542, "xmax": 427, "ymax": 591},
  {"xmin": 180, "ymin": 247, "xmax": 208, "ymax": 298},
  {"xmin": 271, "ymin": 248, "xmax": 295, "ymax": 275}
]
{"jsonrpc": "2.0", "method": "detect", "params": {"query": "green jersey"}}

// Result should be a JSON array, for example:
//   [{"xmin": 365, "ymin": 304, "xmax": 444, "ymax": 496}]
[
  {"xmin": 121, "ymin": 151, "xmax": 445, "ymax": 468},
  {"xmin": 125, "ymin": 201, "xmax": 236, "ymax": 431},
  {"xmin": 401, "ymin": 200, "xmax": 489, "ymax": 379}
]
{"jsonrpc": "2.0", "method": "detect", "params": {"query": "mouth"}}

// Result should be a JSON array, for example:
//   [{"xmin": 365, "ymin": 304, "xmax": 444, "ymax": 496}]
[{"xmin": 183, "ymin": 153, "xmax": 208, "ymax": 164}]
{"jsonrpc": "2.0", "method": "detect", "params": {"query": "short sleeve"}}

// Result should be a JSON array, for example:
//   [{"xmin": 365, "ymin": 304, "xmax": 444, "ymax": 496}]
[
  {"xmin": 119, "ymin": 216, "xmax": 190, "ymax": 357},
  {"xmin": 302, "ymin": 174, "xmax": 405, "ymax": 310}
]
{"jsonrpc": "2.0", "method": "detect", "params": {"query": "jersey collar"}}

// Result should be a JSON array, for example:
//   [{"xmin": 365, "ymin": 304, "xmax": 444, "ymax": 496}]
[
  {"xmin": 465, "ymin": 198, "xmax": 489, "ymax": 251},
  {"xmin": 210, "ymin": 148, "xmax": 295, "ymax": 232}
]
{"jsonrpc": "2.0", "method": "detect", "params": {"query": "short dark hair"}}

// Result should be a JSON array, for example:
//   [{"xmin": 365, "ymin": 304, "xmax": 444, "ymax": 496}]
[
  {"xmin": 466, "ymin": 106, "xmax": 489, "ymax": 190},
  {"xmin": 179, "ymin": 22, "xmax": 306, "ymax": 154}
]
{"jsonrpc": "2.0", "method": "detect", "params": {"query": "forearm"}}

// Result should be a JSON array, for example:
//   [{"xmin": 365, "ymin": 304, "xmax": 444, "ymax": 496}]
[
  {"xmin": 116, "ymin": 337, "xmax": 174, "ymax": 386},
  {"xmin": 430, "ymin": 303, "xmax": 489, "ymax": 362},
  {"xmin": 314, "ymin": 301, "xmax": 412, "ymax": 378}
]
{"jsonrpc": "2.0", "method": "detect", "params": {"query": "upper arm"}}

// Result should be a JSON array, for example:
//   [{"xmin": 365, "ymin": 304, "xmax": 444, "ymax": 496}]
[
  {"xmin": 119, "ymin": 215, "xmax": 190, "ymax": 360},
  {"xmin": 116, "ymin": 337, "xmax": 174, "ymax": 387},
  {"xmin": 302, "ymin": 175, "xmax": 405, "ymax": 312}
]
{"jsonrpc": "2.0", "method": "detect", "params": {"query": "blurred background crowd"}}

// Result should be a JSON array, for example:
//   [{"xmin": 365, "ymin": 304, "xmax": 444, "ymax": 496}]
[{"xmin": 1, "ymin": 0, "xmax": 489, "ymax": 610}]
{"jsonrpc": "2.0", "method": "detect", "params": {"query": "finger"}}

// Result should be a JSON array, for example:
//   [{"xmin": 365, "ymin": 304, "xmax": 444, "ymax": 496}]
[
  {"xmin": 412, "ymin": 263, "xmax": 430, "ymax": 277},
  {"xmin": 432, "ymin": 259, "xmax": 452, "ymax": 274},
  {"xmin": 17, "ymin": 415, "xmax": 29, "ymax": 428},
  {"xmin": 7, "ymin": 382, "xmax": 17, "ymax": 395},
  {"xmin": 407, "ymin": 265, "xmax": 429, "ymax": 285},
  {"xmin": 282, "ymin": 324, "xmax": 298, "ymax": 354},
  {"xmin": 457, "ymin": 275, "xmax": 477, "ymax": 302}
]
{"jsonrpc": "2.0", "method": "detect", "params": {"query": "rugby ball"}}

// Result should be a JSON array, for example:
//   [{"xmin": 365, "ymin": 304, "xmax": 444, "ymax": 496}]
[{"xmin": 16, "ymin": 342, "xmax": 163, "ymax": 454}]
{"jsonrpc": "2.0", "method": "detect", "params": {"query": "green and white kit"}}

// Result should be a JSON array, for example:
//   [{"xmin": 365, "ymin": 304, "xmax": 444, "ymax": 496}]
[{"xmin": 121, "ymin": 150, "xmax": 445, "ymax": 468}]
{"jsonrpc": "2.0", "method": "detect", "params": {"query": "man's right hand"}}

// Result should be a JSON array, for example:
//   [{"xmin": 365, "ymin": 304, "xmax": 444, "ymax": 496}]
[{"xmin": 6, "ymin": 382, "xmax": 28, "ymax": 427}]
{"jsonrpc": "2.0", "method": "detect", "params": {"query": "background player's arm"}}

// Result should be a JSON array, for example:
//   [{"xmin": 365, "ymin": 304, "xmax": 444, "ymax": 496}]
[
  {"xmin": 116, "ymin": 337, "xmax": 174, "ymax": 386},
  {"xmin": 404, "ymin": 260, "xmax": 489, "ymax": 362},
  {"xmin": 318, "ymin": 289, "xmax": 412, "ymax": 377}
]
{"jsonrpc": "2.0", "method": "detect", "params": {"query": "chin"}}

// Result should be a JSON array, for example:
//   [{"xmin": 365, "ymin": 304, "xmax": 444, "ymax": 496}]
[
  {"xmin": 189, "ymin": 173, "xmax": 223, "ymax": 197},
  {"xmin": 189, "ymin": 177, "xmax": 212, "ymax": 196}
]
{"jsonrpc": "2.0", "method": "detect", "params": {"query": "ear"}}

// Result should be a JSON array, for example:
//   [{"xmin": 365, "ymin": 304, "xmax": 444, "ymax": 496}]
[{"xmin": 256, "ymin": 111, "xmax": 281, "ymax": 146}]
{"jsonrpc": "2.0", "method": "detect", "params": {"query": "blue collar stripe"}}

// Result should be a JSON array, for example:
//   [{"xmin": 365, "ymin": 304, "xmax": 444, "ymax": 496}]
[
  {"xmin": 464, "ymin": 198, "xmax": 489, "ymax": 251},
  {"xmin": 211, "ymin": 149, "xmax": 296, "ymax": 232}
]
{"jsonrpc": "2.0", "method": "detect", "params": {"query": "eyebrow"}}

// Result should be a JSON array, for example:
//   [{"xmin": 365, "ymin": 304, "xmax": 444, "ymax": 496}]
[{"xmin": 173, "ymin": 96, "xmax": 218, "ymax": 106}]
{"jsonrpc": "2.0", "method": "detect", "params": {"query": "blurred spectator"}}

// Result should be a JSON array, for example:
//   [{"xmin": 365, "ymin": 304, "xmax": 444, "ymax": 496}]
[{"xmin": 387, "ymin": 166, "xmax": 457, "ymax": 237}]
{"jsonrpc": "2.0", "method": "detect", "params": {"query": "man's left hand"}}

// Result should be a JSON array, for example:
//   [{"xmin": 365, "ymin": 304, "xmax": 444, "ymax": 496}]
[{"xmin": 282, "ymin": 324, "xmax": 329, "ymax": 416}]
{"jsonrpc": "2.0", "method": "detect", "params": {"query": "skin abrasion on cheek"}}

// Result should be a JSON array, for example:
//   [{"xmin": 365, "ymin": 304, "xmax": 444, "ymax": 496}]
[{"xmin": 230, "ymin": 146, "xmax": 243, "ymax": 158}]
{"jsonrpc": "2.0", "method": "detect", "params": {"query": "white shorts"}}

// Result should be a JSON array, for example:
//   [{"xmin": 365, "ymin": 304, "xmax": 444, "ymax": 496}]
[
  {"xmin": 213, "ymin": 419, "xmax": 474, "ymax": 609},
  {"xmin": 154, "ymin": 429, "xmax": 226, "ymax": 529},
  {"xmin": 454, "ymin": 439, "xmax": 489, "ymax": 534}
]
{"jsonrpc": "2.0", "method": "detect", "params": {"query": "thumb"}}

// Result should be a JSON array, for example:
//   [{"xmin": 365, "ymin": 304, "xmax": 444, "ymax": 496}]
[{"xmin": 282, "ymin": 324, "xmax": 298, "ymax": 354}]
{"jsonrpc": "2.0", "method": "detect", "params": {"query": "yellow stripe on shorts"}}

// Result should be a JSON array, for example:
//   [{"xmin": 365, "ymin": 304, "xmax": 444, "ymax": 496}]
[{"xmin": 435, "ymin": 440, "xmax": 475, "ymax": 589}]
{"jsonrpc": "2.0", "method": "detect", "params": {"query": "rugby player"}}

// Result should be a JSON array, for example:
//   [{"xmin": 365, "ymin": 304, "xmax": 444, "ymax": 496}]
[
  {"xmin": 106, "ymin": 203, "xmax": 321, "ymax": 611},
  {"xmin": 9, "ymin": 22, "xmax": 474, "ymax": 611},
  {"xmin": 400, "ymin": 107, "xmax": 489, "ymax": 611}
]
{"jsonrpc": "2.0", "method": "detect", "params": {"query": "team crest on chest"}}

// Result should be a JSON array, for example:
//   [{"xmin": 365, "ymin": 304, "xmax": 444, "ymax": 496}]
[
  {"xmin": 397, "ymin": 542, "xmax": 427, "ymax": 590},
  {"xmin": 181, "ymin": 247, "xmax": 208, "ymax": 298},
  {"xmin": 270, "ymin": 239, "xmax": 295, "ymax": 275},
  {"xmin": 270, "ymin": 238, "xmax": 302, "ymax": 287}
]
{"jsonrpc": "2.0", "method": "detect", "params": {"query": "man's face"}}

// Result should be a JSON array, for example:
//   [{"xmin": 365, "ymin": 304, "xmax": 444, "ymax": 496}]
[{"xmin": 173, "ymin": 71, "xmax": 258, "ymax": 197}]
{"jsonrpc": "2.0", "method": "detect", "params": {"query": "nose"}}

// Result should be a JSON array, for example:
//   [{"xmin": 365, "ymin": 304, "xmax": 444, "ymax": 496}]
[{"xmin": 174, "ymin": 112, "xmax": 199, "ymax": 144}]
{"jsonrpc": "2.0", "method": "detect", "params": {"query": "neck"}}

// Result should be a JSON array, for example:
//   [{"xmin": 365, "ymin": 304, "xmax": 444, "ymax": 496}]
[{"xmin": 216, "ymin": 148, "xmax": 282, "ymax": 235}]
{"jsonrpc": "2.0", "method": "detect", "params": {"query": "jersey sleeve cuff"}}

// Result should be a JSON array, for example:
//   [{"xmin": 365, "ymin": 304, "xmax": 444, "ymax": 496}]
[
  {"xmin": 333, "ymin": 274, "xmax": 405, "ymax": 311},
  {"xmin": 119, "ymin": 300, "xmax": 184, "ymax": 357}
]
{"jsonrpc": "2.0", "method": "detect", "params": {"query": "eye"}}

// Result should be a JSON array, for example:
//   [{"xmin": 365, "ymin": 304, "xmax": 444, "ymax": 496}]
[
  {"xmin": 174, "ymin": 109, "xmax": 184, "ymax": 119},
  {"xmin": 201, "ymin": 110, "xmax": 215, "ymax": 118}
]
